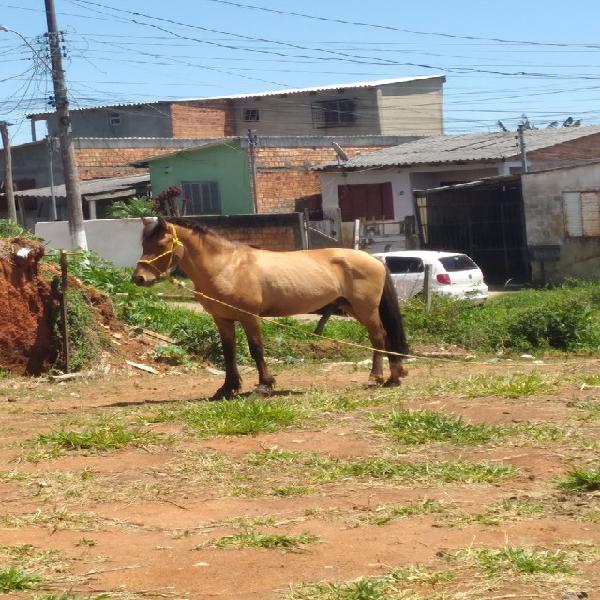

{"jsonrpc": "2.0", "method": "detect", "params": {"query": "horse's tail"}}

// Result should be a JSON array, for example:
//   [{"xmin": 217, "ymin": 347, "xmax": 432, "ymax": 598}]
[{"xmin": 378, "ymin": 268, "xmax": 410, "ymax": 361}]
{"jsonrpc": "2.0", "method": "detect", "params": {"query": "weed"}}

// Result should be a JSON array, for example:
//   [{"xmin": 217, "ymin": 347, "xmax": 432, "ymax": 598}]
[
  {"xmin": 35, "ymin": 594, "xmax": 109, "ymax": 600},
  {"xmin": 573, "ymin": 400, "xmax": 600, "ymax": 421},
  {"xmin": 149, "ymin": 398, "xmax": 299, "ymax": 437},
  {"xmin": 385, "ymin": 409, "xmax": 505, "ymax": 445},
  {"xmin": 369, "ymin": 499, "xmax": 443, "ymax": 525},
  {"xmin": 0, "ymin": 566, "xmax": 41, "ymax": 592},
  {"xmin": 153, "ymin": 343, "xmax": 190, "ymax": 365},
  {"xmin": 578, "ymin": 372, "xmax": 600, "ymax": 386},
  {"xmin": 556, "ymin": 467, "xmax": 600, "ymax": 492},
  {"xmin": 438, "ymin": 372, "xmax": 554, "ymax": 399},
  {"xmin": 457, "ymin": 497, "xmax": 546, "ymax": 526},
  {"xmin": 28, "ymin": 423, "xmax": 161, "ymax": 455},
  {"xmin": 201, "ymin": 530, "xmax": 319, "ymax": 550},
  {"xmin": 76, "ymin": 538, "xmax": 96, "ymax": 547}
]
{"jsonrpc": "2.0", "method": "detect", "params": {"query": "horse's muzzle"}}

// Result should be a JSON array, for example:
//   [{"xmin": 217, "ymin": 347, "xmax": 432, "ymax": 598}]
[{"xmin": 131, "ymin": 272, "xmax": 155, "ymax": 287}]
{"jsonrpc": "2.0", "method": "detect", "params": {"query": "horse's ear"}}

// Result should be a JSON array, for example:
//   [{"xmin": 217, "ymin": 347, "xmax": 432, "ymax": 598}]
[
  {"xmin": 157, "ymin": 216, "xmax": 169, "ymax": 230},
  {"xmin": 141, "ymin": 216, "xmax": 156, "ymax": 226}
]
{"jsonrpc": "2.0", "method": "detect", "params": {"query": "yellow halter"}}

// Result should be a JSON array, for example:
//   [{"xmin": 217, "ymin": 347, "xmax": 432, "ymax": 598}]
[{"xmin": 137, "ymin": 224, "xmax": 184, "ymax": 277}]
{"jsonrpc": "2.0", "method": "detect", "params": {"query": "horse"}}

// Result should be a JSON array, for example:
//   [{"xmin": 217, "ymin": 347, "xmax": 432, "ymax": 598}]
[{"xmin": 132, "ymin": 216, "xmax": 409, "ymax": 399}]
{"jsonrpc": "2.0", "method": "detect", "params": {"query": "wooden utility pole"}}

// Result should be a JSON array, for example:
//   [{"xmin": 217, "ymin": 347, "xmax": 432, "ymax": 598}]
[
  {"xmin": 247, "ymin": 129, "xmax": 259, "ymax": 213},
  {"xmin": 44, "ymin": 0, "xmax": 87, "ymax": 249},
  {"xmin": 0, "ymin": 121, "xmax": 18, "ymax": 223},
  {"xmin": 423, "ymin": 263, "xmax": 432, "ymax": 312}
]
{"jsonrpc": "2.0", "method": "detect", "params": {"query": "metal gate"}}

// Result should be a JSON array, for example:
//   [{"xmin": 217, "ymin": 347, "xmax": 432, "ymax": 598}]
[{"xmin": 416, "ymin": 177, "xmax": 530, "ymax": 284}]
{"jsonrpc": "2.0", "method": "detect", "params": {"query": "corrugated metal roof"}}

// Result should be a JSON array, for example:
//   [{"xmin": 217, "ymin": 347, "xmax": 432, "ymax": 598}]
[
  {"xmin": 27, "ymin": 75, "xmax": 444, "ymax": 117},
  {"xmin": 314, "ymin": 125, "xmax": 600, "ymax": 170},
  {"xmin": 15, "ymin": 174, "xmax": 149, "ymax": 199}
]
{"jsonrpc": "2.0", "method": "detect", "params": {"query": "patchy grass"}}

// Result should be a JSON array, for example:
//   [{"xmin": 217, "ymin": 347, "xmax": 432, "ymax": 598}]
[
  {"xmin": 449, "ymin": 546, "xmax": 574, "ymax": 575},
  {"xmin": 247, "ymin": 450, "xmax": 518, "ymax": 485},
  {"xmin": 556, "ymin": 467, "xmax": 600, "ymax": 492},
  {"xmin": 201, "ymin": 530, "xmax": 319, "ymax": 550},
  {"xmin": 0, "ymin": 508, "xmax": 101, "ymax": 531},
  {"xmin": 454, "ymin": 497, "xmax": 546, "ymax": 527},
  {"xmin": 384, "ymin": 409, "xmax": 506, "ymax": 445},
  {"xmin": 288, "ymin": 565, "xmax": 453, "ymax": 600},
  {"xmin": 0, "ymin": 566, "xmax": 41, "ymax": 593},
  {"xmin": 148, "ymin": 398, "xmax": 300, "ymax": 437},
  {"xmin": 35, "ymin": 595, "xmax": 109, "ymax": 600},
  {"xmin": 270, "ymin": 485, "xmax": 315, "ymax": 497},
  {"xmin": 27, "ymin": 423, "xmax": 161, "ymax": 458},
  {"xmin": 437, "ymin": 372, "xmax": 555, "ymax": 399},
  {"xmin": 368, "ymin": 499, "xmax": 443, "ymax": 525},
  {"xmin": 573, "ymin": 400, "xmax": 600, "ymax": 421}
]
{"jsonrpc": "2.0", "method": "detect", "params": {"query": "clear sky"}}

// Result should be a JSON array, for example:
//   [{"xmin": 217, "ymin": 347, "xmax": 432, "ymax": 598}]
[{"xmin": 1, "ymin": 0, "xmax": 599, "ymax": 145}]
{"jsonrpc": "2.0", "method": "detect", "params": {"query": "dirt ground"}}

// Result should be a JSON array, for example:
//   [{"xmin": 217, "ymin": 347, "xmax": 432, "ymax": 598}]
[{"xmin": 0, "ymin": 356, "xmax": 599, "ymax": 600}]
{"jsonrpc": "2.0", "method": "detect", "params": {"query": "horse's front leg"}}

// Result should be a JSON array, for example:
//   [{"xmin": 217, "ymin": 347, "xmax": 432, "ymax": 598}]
[
  {"xmin": 211, "ymin": 317, "xmax": 241, "ymax": 400},
  {"xmin": 240, "ymin": 316, "xmax": 276, "ymax": 396}
]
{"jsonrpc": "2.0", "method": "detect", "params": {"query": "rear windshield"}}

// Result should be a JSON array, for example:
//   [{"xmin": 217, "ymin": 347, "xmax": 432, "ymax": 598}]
[
  {"xmin": 439, "ymin": 255, "xmax": 479, "ymax": 272},
  {"xmin": 385, "ymin": 256, "xmax": 424, "ymax": 274}
]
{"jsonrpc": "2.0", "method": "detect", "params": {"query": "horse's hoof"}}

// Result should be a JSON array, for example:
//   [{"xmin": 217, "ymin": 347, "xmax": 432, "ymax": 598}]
[
  {"xmin": 367, "ymin": 377, "xmax": 384, "ymax": 388},
  {"xmin": 254, "ymin": 383, "xmax": 274, "ymax": 397},
  {"xmin": 399, "ymin": 366, "xmax": 409, "ymax": 378},
  {"xmin": 383, "ymin": 378, "xmax": 401, "ymax": 388},
  {"xmin": 210, "ymin": 386, "xmax": 240, "ymax": 400}
]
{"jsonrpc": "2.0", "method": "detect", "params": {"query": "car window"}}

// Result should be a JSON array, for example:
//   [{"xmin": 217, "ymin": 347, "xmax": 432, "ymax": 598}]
[
  {"xmin": 439, "ymin": 255, "xmax": 479, "ymax": 272},
  {"xmin": 385, "ymin": 256, "xmax": 425, "ymax": 274}
]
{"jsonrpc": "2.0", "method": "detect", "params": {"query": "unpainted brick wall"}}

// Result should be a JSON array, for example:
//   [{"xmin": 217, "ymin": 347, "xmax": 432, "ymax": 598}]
[
  {"xmin": 170, "ymin": 101, "xmax": 235, "ymax": 138},
  {"xmin": 254, "ymin": 145, "xmax": 384, "ymax": 213},
  {"xmin": 212, "ymin": 225, "xmax": 295, "ymax": 251},
  {"xmin": 529, "ymin": 132, "xmax": 600, "ymax": 168},
  {"xmin": 74, "ymin": 147, "xmax": 176, "ymax": 180}
]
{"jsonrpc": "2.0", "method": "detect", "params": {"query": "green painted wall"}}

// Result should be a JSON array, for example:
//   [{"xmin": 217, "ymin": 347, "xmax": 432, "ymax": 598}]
[{"xmin": 149, "ymin": 142, "xmax": 253, "ymax": 215}]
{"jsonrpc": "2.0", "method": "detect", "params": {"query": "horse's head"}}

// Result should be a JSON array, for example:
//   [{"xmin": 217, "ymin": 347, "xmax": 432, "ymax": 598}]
[{"xmin": 132, "ymin": 216, "xmax": 184, "ymax": 287}]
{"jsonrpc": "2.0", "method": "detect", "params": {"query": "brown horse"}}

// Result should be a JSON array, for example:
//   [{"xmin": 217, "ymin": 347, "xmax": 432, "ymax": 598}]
[{"xmin": 132, "ymin": 217, "xmax": 409, "ymax": 399}]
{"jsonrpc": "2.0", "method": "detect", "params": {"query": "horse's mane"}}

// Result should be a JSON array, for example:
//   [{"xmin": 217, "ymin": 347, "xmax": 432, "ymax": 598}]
[{"xmin": 164, "ymin": 217, "xmax": 243, "ymax": 249}]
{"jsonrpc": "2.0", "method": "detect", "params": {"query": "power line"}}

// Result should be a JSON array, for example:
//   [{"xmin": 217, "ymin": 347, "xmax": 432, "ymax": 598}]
[{"xmin": 201, "ymin": 0, "xmax": 600, "ymax": 50}]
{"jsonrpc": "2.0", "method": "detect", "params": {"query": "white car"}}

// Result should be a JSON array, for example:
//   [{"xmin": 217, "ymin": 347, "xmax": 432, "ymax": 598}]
[{"xmin": 373, "ymin": 250, "xmax": 488, "ymax": 303}]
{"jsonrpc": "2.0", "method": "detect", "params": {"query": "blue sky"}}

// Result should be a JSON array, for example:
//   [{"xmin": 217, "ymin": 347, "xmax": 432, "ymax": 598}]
[{"xmin": 1, "ymin": 0, "xmax": 599, "ymax": 145}]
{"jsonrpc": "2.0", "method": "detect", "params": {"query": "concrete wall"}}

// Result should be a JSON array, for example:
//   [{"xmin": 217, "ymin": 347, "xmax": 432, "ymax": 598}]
[
  {"xmin": 377, "ymin": 78, "xmax": 444, "ymax": 135},
  {"xmin": 149, "ymin": 142, "xmax": 253, "ymax": 215},
  {"xmin": 46, "ymin": 105, "xmax": 173, "ymax": 139},
  {"xmin": 320, "ymin": 163, "xmax": 501, "ymax": 222},
  {"xmin": 0, "ymin": 140, "xmax": 61, "ymax": 189},
  {"xmin": 521, "ymin": 163, "xmax": 600, "ymax": 282},
  {"xmin": 35, "ymin": 213, "xmax": 305, "ymax": 266}
]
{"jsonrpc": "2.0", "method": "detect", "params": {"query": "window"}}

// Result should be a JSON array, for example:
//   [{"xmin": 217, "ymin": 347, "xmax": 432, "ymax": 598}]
[
  {"xmin": 243, "ymin": 108, "xmax": 259, "ymax": 122},
  {"xmin": 564, "ymin": 191, "xmax": 600, "ymax": 237},
  {"xmin": 182, "ymin": 181, "xmax": 221, "ymax": 215},
  {"xmin": 312, "ymin": 99, "xmax": 356, "ymax": 128},
  {"xmin": 439, "ymin": 255, "xmax": 479, "ymax": 272},
  {"xmin": 385, "ymin": 256, "xmax": 424, "ymax": 274},
  {"xmin": 109, "ymin": 112, "xmax": 121, "ymax": 126}
]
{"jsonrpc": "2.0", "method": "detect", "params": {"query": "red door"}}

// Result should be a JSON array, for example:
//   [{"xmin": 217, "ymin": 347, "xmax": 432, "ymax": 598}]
[{"xmin": 338, "ymin": 182, "xmax": 394, "ymax": 221}]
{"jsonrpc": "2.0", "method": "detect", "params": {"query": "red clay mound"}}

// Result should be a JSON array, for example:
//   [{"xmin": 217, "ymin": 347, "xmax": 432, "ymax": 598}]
[{"xmin": 0, "ymin": 237, "xmax": 56, "ymax": 375}]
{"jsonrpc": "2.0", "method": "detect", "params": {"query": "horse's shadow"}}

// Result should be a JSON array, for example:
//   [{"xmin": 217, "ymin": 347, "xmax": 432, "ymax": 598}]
[{"xmin": 102, "ymin": 389, "xmax": 304, "ymax": 409}]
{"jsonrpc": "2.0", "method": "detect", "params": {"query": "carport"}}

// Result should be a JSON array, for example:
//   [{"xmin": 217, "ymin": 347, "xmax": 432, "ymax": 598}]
[{"xmin": 414, "ymin": 175, "xmax": 530, "ymax": 284}]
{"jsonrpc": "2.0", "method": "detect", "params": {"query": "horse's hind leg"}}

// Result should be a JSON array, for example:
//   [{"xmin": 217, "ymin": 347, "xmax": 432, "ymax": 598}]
[
  {"xmin": 348, "ymin": 306, "xmax": 387, "ymax": 387},
  {"xmin": 240, "ymin": 316, "xmax": 276, "ymax": 396},
  {"xmin": 212, "ymin": 317, "xmax": 241, "ymax": 400}
]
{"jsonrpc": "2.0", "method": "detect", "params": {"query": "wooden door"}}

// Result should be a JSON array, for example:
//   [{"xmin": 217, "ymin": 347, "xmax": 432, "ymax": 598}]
[{"xmin": 338, "ymin": 182, "xmax": 394, "ymax": 221}]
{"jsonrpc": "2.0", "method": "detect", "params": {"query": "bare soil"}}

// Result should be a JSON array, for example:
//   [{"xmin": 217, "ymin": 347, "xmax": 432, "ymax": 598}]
[{"xmin": 0, "ymin": 357, "xmax": 599, "ymax": 600}]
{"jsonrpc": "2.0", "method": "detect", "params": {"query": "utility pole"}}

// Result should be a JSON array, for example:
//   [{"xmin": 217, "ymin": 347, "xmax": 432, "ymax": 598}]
[
  {"xmin": 44, "ymin": 0, "xmax": 87, "ymax": 249},
  {"xmin": 0, "ymin": 120, "xmax": 18, "ymax": 223},
  {"xmin": 47, "ymin": 136, "xmax": 58, "ymax": 220},
  {"xmin": 247, "ymin": 129, "xmax": 259, "ymax": 213},
  {"xmin": 517, "ymin": 125, "xmax": 529, "ymax": 174}
]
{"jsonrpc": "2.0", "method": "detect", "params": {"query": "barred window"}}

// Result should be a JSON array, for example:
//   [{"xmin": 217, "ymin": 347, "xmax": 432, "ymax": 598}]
[
  {"xmin": 243, "ymin": 108, "xmax": 260, "ymax": 122},
  {"xmin": 182, "ymin": 181, "xmax": 221, "ymax": 215},
  {"xmin": 311, "ymin": 99, "xmax": 356, "ymax": 128}
]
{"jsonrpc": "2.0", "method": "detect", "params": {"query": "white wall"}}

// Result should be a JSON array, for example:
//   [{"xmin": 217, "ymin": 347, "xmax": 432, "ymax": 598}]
[
  {"xmin": 36, "ymin": 218, "xmax": 143, "ymax": 267},
  {"xmin": 320, "ymin": 163, "xmax": 504, "ymax": 222}
]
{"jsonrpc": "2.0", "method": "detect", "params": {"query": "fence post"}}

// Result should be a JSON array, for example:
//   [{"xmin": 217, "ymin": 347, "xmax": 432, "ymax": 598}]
[
  {"xmin": 353, "ymin": 219, "xmax": 361, "ymax": 250},
  {"xmin": 423, "ymin": 263, "xmax": 432, "ymax": 313},
  {"xmin": 59, "ymin": 250, "xmax": 70, "ymax": 373}
]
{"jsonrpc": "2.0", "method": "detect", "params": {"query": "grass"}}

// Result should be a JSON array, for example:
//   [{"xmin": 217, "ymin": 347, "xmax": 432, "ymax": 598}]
[
  {"xmin": 455, "ymin": 497, "xmax": 546, "ymax": 526},
  {"xmin": 450, "ymin": 546, "xmax": 574, "ymax": 575},
  {"xmin": 28, "ymin": 423, "xmax": 161, "ymax": 456},
  {"xmin": 368, "ymin": 499, "xmax": 443, "ymax": 525},
  {"xmin": 556, "ymin": 467, "xmax": 600, "ymax": 492},
  {"xmin": 437, "ymin": 372, "xmax": 555, "ymax": 399},
  {"xmin": 384, "ymin": 409, "xmax": 506, "ymax": 445},
  {"xmin": 35, "ymin": 595, "xmax": 109, "ymax": 600},
  {"xmin": 247, "ymin": 450, "xmax": 518, "ymax": 485},
  {"xmin": 270, "ymin": 485, "xmax": 315, "ymax": 497},
  {"xmin": 288, "ymin": 566, "xmax": 453, "ymax": 600},
  {"xmin": 0, "ymin": 566, "xmax": 41, "ymax": 593},
  {"xmin": 147, "ymin": 397, "xmax": 300, "ymax": 436},
  {"xmin": 201, "ymin": 530, "xmax": 319, "ymax": 550}
]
